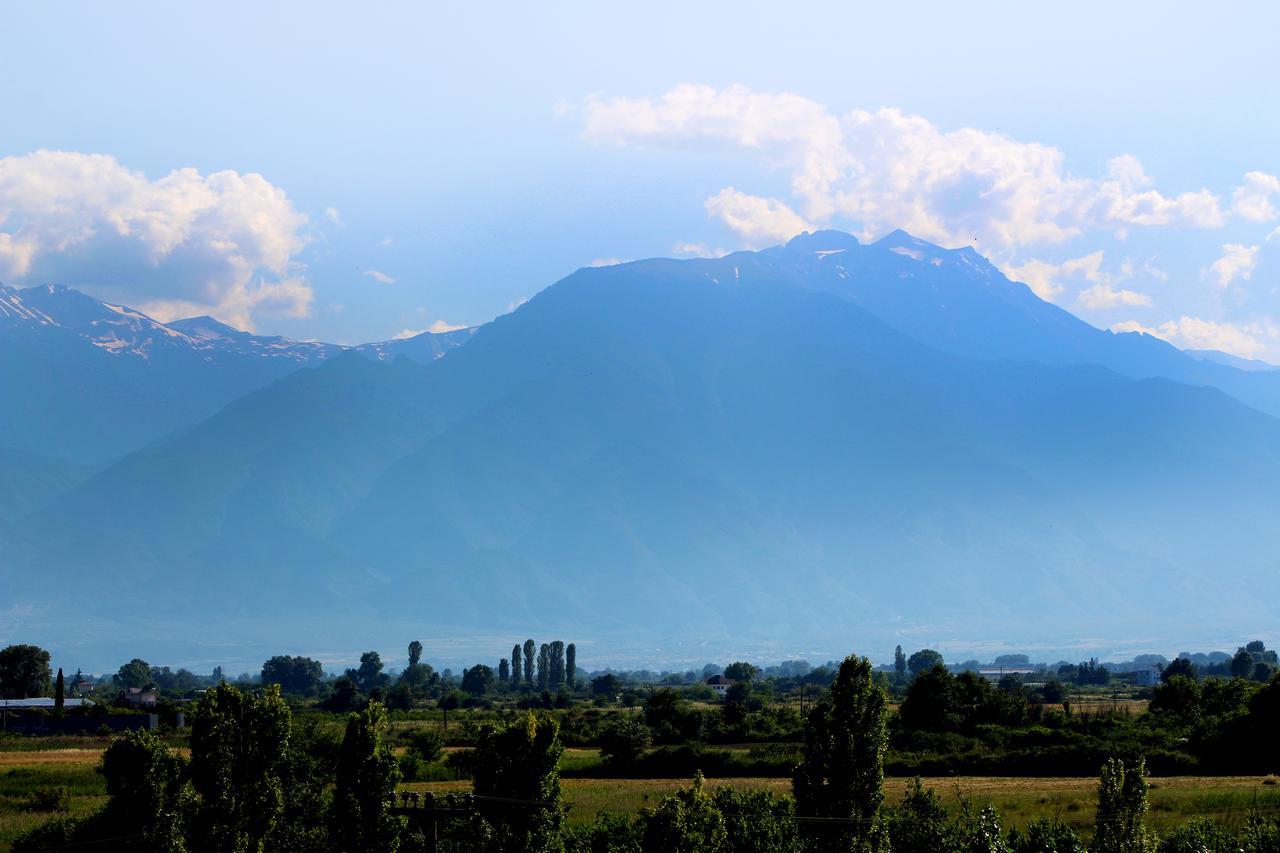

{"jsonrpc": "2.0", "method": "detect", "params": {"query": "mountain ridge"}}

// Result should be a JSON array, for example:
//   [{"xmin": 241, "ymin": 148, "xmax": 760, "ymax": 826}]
[{"xmin": 7, "ymin": 234, "xmax": 1280, "ymax": 668}]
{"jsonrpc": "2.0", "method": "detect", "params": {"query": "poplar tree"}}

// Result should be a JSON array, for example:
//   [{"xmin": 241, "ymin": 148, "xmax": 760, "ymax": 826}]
[
  {"xmin": 54, "ymin": 668, "xmax": 65, "ymax": 712},
  {"xmin": 523, "ymin": 640, "xmax": 536, "ymax": 685},
  {"xmin": 549, "ymin": 641, "xmax": 565, "ymax": 687},
  {"xmin": 334, "ymin": 702, "xmax": 402, "ymax": 852},
  {"xmin": 566, "ymin": 644, "xmax": 576, "ymax": 688},
  {"xmin": 512, "ymin": 645, "xmax": 522, "ymax": 687},
  {"xmin": 793, "ymin": 654, "xmax": 890, "ymax": 852},
  {"xmin": 407, "ymin": 641, "xmax": 423, "ymax": 668},
  {"xmin": 498, "ymin": 659, "xmax": 510, "ymax": 682},
  {"xmin": 537, "ymin": 644, "xmax": 551, "ymax": 690}
]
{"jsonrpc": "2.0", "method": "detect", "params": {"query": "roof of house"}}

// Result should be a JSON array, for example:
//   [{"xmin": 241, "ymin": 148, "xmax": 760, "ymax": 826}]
[
  {"xmin": 0, "ymin": 698, "xmax": 90, "ymax": 709},
  {"xmin": 704, "ymin": 675, "xmax": 736, "ymax": 686}
]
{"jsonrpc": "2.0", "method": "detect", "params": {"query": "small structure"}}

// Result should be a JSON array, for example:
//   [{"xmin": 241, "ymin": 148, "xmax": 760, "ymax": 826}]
[
  {"xmin": 1133, "ymin": 665, "xmax": 1162, "ymax": 687},
  {"xmin": 0, "ymin": 698, "xmax": 90, "ymax": 709},
  {"xmin": 704, "ymin": 674, "xmax": 736, "ymax": 697},
  {"xmin": 118, "ymin": 687, "xmax": 159, "ymax": 708}
]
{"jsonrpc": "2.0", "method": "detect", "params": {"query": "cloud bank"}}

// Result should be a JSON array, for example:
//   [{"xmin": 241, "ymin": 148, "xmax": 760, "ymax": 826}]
[
  {"xmin": 0, "ymin": 151, "xmax": 311, "ymax": 329},
  {"xmin": 582, "ymin": 84, "xmax": 1270, "ymax": 254}
]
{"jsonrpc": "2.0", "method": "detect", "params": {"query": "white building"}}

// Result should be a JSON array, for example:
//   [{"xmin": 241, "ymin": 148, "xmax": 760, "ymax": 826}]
[{"xmin": 704, "ymin": 674, "xmax": 736, "ymax": 697}]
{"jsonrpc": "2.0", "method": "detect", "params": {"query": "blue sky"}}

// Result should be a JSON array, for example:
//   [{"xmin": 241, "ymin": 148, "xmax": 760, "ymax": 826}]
[{"xmin": 3, "ymin": 2, "xmax": 1279, "ymax": 357}]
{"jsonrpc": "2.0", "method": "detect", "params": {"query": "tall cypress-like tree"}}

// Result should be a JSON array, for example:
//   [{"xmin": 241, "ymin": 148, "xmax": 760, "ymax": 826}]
[
  {"xmin": 334, "ymin": 701, "xmax": 402, "ymax": 852},
  {"xmin": 523, "ymin": 640, "xmax": 536, "ymax": 685},
  {"xmin": 549, "ymin": 641, "xmax": 565, "ymax": 687},
  {"xmin": 407, "ymin": 641, "xmax": 423, "ymax": 668},
  {"xmin": 894, "ymin": 646, "xmax": 906, "ymax": 680},
  {"xmin": 498, "ymin": 658, "xmax": 510, "ymax": 682},
  {"xmin": 54, "ymin": 668, "xmax": 65, "ymax": 712},
  {"xmin": 793, "ymin": 654, "xmax": 889, "ymax": 852},
  {"xmin": 565, "ymin": 644, "xmax": 576, "ymax": 688},
  {"xmin": 190, "ymin": 682, "xmax": 292, "ymax": 851},
  {"xmin": 512, "ymin": 645, "xmax": 522, "ymax": 687},
  {"xmin": 537, "ymin": 644, "xmax": 551, "ymax": 690}
]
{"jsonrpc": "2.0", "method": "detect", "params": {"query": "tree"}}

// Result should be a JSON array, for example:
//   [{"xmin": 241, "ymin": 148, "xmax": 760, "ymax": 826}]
[
  {"xmin": 599, "ymin": 716, "xmax": 652, "ymax": 769},
  {"xmin": 407, "ymin": 640, "xmax": 423, "ymax": 668},
  {"xmin": 1161, "ymin": 658, "xmax": 1197, "ymax": 683},
  {"xmin": 793, "ymin": 654, "xmax": 890, "ymax": 852},
  {"xmin": 724, "ymin": 661, "xmax": 760, "ymax": 682},
  {"xmin": 523, "ymin": 639, "xmax": 536, "ymax": 685},
  {"xmin": 462, "ymin": 664, "xmax": 495, "ymax": 697},
  {"xmin": 549, "ymin": 640, "xmax": 565, "ymax": 687},
  {"xmin": 538, "ymin": 643, "xmax": 551, "ymax": 690},
  {"xmin": 102, "ymin": 729, "xmax": 191, "ymax": 851},
  {"xmin": 468, "ymin": 710, "xmax": 564, "ymax": 851},
  {"xmin": 641, "ymin": 772, "xmax": 728, "ymax": 853},
  {"xmin": 322, "ymin": 677, "xmax": 365, "ymax": 713},
  {"xmin": 0, "ymin": 644, "xmax": 51, "ymax": 699},
  {"xmin": 260, "ymin": 656, "xmax": 325, "ymax": 697},
  {"xmin": 115, "ymin": 658, "xmax": 154, "ymax": 690},
  {"xmin": 1231, "ymin": 650, "xmax": 1255, "ymax": 679},
  {"xmin": 351, "ymin": 651, "xmax": 388, "ymax": 694},
  {"xmin": 894, "ymin": 646, "xmax": 907, "ymax": 680},
  {"xmin": 189, "ymin": 682, "xmax": 291, "ymax": 852},
  {"xmin": 1092, "ymin": 757, "xmax": 1153, "ymax": 853},
  {"xmin": 899, "ymin": 664, "xmax": 960, "ymax": 732},
  {"xmin": 54, "ymin": 668, "xmax": 65, "ymax": 712},
  {"xmin": 334, "ymin": 701, "xmax": 402, "ymax": 852},
  {"xmin": 566, "ymin": 643, "xmax": 577, "ymax": 688},
  {"xmin": 592, "ymin": 673, "xmax": 620, "ymax": 698},
  {"xmin": 512, "ymin": 645, "xmax": 523, "ymax": 687},
  {"xmin": 907, "ymin": 649, "xmax": 945, "ymax": 678},
  {"xmin": 498, "ymin": 658, "xmax": 511, "ymax": 682}
]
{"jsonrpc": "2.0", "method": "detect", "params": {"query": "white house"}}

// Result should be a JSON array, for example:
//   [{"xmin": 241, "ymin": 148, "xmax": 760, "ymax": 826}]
[
  {"xmin": 704, "ymin": 674, "xmax": 736, "ymax": 697},
  {"xmin": 1133, "ymin": 665, "xmax": 1162, "ymax": 687}
]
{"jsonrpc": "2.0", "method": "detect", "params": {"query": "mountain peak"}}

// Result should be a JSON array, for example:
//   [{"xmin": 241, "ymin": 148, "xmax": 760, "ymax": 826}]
[
  {"xmin": 167, "ymin": 315, "xmax": 247, "ymax": 341},
  {"xmin": 784, "ymin": 230, "xmax": 861, "ymax": 254}
]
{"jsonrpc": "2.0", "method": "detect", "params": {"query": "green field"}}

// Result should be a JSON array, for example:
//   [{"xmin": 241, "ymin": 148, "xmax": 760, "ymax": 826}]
[{"xmin": 6, "ymin": 742, "xmax": 1279, "ymax": 851}]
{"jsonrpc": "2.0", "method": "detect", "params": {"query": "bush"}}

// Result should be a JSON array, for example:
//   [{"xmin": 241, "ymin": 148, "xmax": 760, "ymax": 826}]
[
  {"xmin": 19, "ymin": 786, "xmax": 70, "ymax": 813},
  {"xmin": 599, "ymin": 716, "xmax": 652, "ymax": 769},
  {"xmin": 403, "ymin": 727, "xmax": 445, "ymax": 763},
  {"xmin": 1157, "ymin": 819, "xmax": 1236, "ymax": 852}
]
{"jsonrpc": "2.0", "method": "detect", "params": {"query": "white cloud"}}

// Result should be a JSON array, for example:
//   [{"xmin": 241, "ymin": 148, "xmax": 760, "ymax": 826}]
[
  {"xmin": 377, "ymin": 236, "xmax": 393, "ymax": 247},
  {"xmin": 583, "ymin": 84, "xmax": 1238, "ymax": 250},
  {"xmin": 1111, "ymin": 316, "xmax": 1274, "ymax": 359},
  {"xmin": 1207, "ymin": 243, "xmax": 1260, "ymax": 289},
  {"xmin": 672, "ymin": 241, "xmax": 728, "ymax": 258},
  {"xmin": 392, "ymin": 319, "xmax": 465, "ymax": 339},
  {"xmin": 0, "ymin": 150, "xmax": 310, "ymax": 329},
  {"xmin": 1232, "ymin": 172, "xmax": 1280, "ymax": 222},
  {"xmin": 704, "ymin": 187, "xmax": 811, "ymax": 247},
  {"xmin": 362, "ymin": 269, "xmax": 395, "ymax": 284},
  {"xmin": 325, "ymin": 206, "xmax": 342, "ymax": 225},
  {"xmin": 1003, "ymin": 250, "xmax": 1151, "ymax": 308},
  {"xmin": 1077, "ymin": 284, "xmax": 1153, "ymax": 309},
  {"xmin": 587, "ymin": 257, "xmax": 627, "ymax": 267}
]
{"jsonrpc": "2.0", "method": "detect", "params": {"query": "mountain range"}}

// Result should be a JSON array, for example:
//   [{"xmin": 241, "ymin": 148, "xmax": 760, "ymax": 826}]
[{"xmin": 2, "ymin": 231, "xmax": 1278, "ymax": 670}]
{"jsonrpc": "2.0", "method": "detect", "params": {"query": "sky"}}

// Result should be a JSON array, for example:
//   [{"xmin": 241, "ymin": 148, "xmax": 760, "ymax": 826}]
[{"xmin": 2, "ymin": 2, "xmax": 1280, "ymax": 357}]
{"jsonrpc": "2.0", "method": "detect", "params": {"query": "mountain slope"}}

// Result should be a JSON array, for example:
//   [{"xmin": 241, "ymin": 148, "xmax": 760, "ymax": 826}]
[
  {"xmin": 12, "ymin": 245, "xmax": 1280, "ymax": 666},
  {"xmin": 777, "ymin": 230, "xmax": 1280, "ymax": 417},
  {"xmin": 0, "ymin": 284, "xmax": 473, "ymax": 464}
]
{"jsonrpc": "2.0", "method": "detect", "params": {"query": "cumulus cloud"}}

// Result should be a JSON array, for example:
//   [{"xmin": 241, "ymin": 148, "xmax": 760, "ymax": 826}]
[
  {"xmin": 362, "ymin": 269, "xmax": 395, "ymax": 284},
  {"xmin": 583, "ymin": 84, "xmax": 1242, "ymax": 250},
  {"xmin": 705, "ymin": 188, "xmax": 811, "ymax": 246},
  {"xmin": 391, "ymin": 319, "xmax": 465, "ymax": 339},
  {"xmin": 1111, "ymin": 316, "xmax": 1274, "ymax": 359},
  {"xmin": 1002, "ymin": 250, "xmax": 1151, "ymax": 308},
  {"xmin": 1077, "ymin": 284, "xmax": 1153, "ymax": 309},
  {"xmin": 1207, "ymin": 243, "xmax": 1260, "ymax": 289},
  {"xmin": 1232, "ymin": 172, "xmax": 1280, "ymax": 222},
  {"xmin": 0, "ymin": 151, "xmax": 311, "ymax": 329},
  {"xmin": 672, "ymin": 241, "xmax": 728, "ymax": 259}
]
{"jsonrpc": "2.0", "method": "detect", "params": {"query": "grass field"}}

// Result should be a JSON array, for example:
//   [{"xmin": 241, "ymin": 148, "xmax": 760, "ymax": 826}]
[{"xmin": 4, "ymin": 744, "xmax": 1278, "ymax": 850}]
